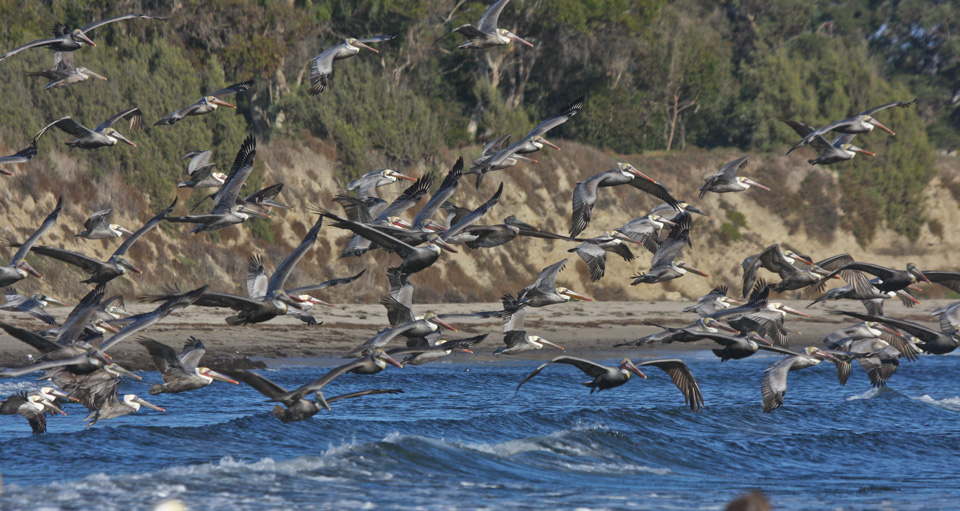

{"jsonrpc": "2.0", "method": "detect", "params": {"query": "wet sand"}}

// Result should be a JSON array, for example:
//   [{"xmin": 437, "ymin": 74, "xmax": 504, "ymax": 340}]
[{"xmin": 0, "ymin": 299, "xmax": 949, "ymax": 371}]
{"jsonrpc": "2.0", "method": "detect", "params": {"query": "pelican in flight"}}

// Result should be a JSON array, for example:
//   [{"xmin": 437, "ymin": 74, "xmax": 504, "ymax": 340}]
[
  {"xmin": 1, "ymin": 290, "xmax": 67, "ymax": 325},
  {"xmin": 0, "ymin": 145, "xmax": 38, "ymax": 176},
  {"xmin": 781, "ymin": 121, "xmax": 874, "ymax": 165},
  {"xmin": 570, "ymin": 163, "xmax": 656, "ymax": 237},
  {"xmin": 834, "ymin": 310, "xmax": 960, "ymax": 356},
  {"xmin": 516, "ymin": 356, "xmax": 704, "ymax": 412},
  {"xmin": 786, "ymin": 99, "xmax": 916, "ymax": 154},
  {"xmin": 0, "ymin": 196, "xmax": 62, "ymax": 288},
  {"xmin": 0, "ymin": 15, "xmax": 167, "ymax": 62},
  {"xmin": 495, "ymin": 300, "xmax": 564, "ymax": 355},
  {"xmin": 698, "ymin": 156, "xmax": 769, "ymax": 198},
  {"xmin": 84, "ymin": 382, "xmax": 166, "ymax": 426},
  {"xmin": 682, "ymin": 285, "xmax": 745, "ymax": 317},
  {"xmin": 508, "ymin": 259, "xmax": 593, "ymax": 308},
  {"xmin": 1, "ymin": 388, "xmax": 75, "ymax": 434},
  {"xmin": 742, "ymin": 244, "xmax": 851, "ymax": 298},
  {"xmin": 139, "ymin": 338, "xmax": 238, "ymax": 394},
  {"xmin": 616, "ymin": 317, "xmax": 738, "ymax": 347},
  {"xmin": 27, "ymin": 51, "xmax": 107, "ymax": 90},
  {"xmin": 761, "ymin": 347, "xmax": 838, "ymax": 412},
  {"xmin": 450, "ymin": 0, "xmax": 533, "ymax": 49},
  {"xmin": 569, "ymin": 231, "xmax": 644, "ymax": 282},
  {"xmin": 33, "ymin": 107, "xmax": 143, "ymax": 149},
  {"xmin": 308, "ymin": 33, "xmax": 397, "ymax": 95},
  {"xmin": 631, "ymin": 214, "xmax": 708, "ymax": 285},
  {"xmin": 155, "ymin": 80, "xmax": 254, "ymax": 125},
  {"xmin": 75, "ymin": 208, "xmax": 134, "ymax": 239}
]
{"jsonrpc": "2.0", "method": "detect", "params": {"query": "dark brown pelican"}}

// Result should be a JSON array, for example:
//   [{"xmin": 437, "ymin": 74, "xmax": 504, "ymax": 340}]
[
  {"xmin": 509, "ymin": 259, "xmax": 592, "ymax": 308},
  {"xmin": 761, "ymin": 347, "xmax": 839, "ymax": 412},
  {"xmin": 225, "ymin": 367, "xmax": 403, "ymax": 423},
  {"xmin": 451, "ymin": 216, "xmax": 546, "ymax": 249},
  {"xmin": 569, "ymin": 231, "xmax": 644, "ymax": 282},
  {"xmin": 467, "ymin": 134, "xmax": 536, "ymax": 187},
  {"xmin": 89, "ymin": 286, "xmax": 209, "ymax": 356},
  {"xmin": 682, "ymin": 285, "xmax": 745, "ymax": 317},
  {"xmin": 1, "ymin": 290, "xmax": 66, "ymax": 325},
  {"xmin": 0, "ymin": 196, "xmax": 61, "ymax": 288},
  {"xmin": 348, "ymin": 169, "xmax": 418, "ymax": 198},
  {"xmin": 279, "ymin": 348, "xmax": 404, "ymax": 404},
  {"xmin": 177, "ymin": 150, "xmax": 226, "ymax": 189},
  {"xmin": 0, "ymin": 15, "xmax": 167, "ymax": 62},
  {"xmin": 33, "ymin": 107, "xmax": 143, "ymax": 149},
  {"xmin": 84, "ymin": 382, "xmax": 165, "ymax": 426},
  {"xmin": 808, "ymin": 274, "xmax": 920, "ymax": 317},
  {"xmin": 570, "ymin": 163, "xmax": 656, "ymax": 237},
  {"xmin": 155, "ymin": 80, "xmax": 254, "ymax": 125},
  {"xmin": 714, "ymin": 281, "xmax": 809, "ymax": 347},
  {"xmin": 392, "ymin": 334, "xmax": 488, "ymax": 365},
  {"xmin": 0, "ymin": 145, "xmax": 38, "ymax": 176},
  {"xmin": 786, "ymin": 99, "xmax": 916, "ymax": 154},
  {"xmin": 19, "ymin": 198, "xmax": 176, "ymax": 284},
  {"xmin": 782, "ymin": 121, "xmax": 874, "ymax": 165},
  {"xmin": 631, "ymin": 214, "xmax": 708, "ymax": 285},
  {"xmin": 495, "ymin": 300, "xmax": 564, "ymax": 355},
  {"xmin": 166, "ymin": 136, "xmax": 270, "ymax": 232},
  {"xmin": 308, "ymin": 34, "xmax": 397, "ymax": 95},
  {"xmin": 336, "ymin": 174, "xmax": 435, "ymax": 257},
  {"xmin": 516, "ymin": 356, "xmax": 704, "ymax": 411},
  {"xmin": 742, "ymin": 244, "xmax": 851, "ymax": 298},
  {"xmin": 615, "ymin": 317, "xmax": 737, "ymax": 347},
  {"xmin": 698, "ymin": 156, "xmax": 769, "ymax": 198},
  {"xmin": 1, "ymin": 389, "xmax": 73, "ymax": 434},
  {"xmin": 449, "ymin": 0, "xmax": 533, "ymax": 49},
  {"xmin": 139, "ymin": 338, "xmax": 238, "ymax": 394},
  {"xmin": 512, "ymin": 96, "xmax": 585, "ymax": 155},
  {"xmin": 75, "ymin": 208, "xmax": 134, "ymax": 239},
  {"xmin": 815, "ymin": 261, "xmax": 929, "ymax": 296},
  {"xmin": 27, "ymin": 51, "xmax": 107, "ymax": 89},
  {"xmin": 834, "ymin": 310, "xmax": 960, "ymax": 355}
]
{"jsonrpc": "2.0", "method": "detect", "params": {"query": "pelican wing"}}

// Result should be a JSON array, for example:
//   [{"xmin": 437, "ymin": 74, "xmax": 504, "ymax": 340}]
[
  {"xmin": 246, "ymin": 254, "xmax": 268, "ymax": 298},
  {"xmin": 525, "ymin": 95, "xmax": 585, "ymax": 139},
  {"xmin": 0, "ymin": 322, "xmax": 62, "ymax": 353},
  {"xmin": 80, "ymin": 14, "xmax": 168, "ymax": 34},
  {"xmin": 98, "ymin": 286, "xmax": 207, "ymax": 353},
  {"xmin": 572, "ymin": 242, "xmax": 608, "ymax": 282},
  {"xmin": 213, "ymin": 135, "xmax": 257, "ymax": 213},
  {"xmin": 113, "ymin": 197, "xmax": 176, "ymax": 257},
  {"xmin": 1, "ymin": 37, "xmax": 63, "ymax": 61},
  {"xmin": 208, "ymin": 79, "xmax": 254, "ymax": 98},
  {"xmin": 95, "ymin": 107, "xmax": 143, "ymax": 132},
  {"xmin": 477, "ymin": 0, "xmax": 511, "ymax": 33},
  {"xmin": 636, "ymin": 358, "xmax": 703, "ymax": 412},
  {"xmin": 285, "ymin": 357, "xmax": 379, "ymax": 401},
  {"xmin": 650, "ymin": 214, "xmax": 691, "ymax": 269},
  {"xmin": 138, "ymin": 338, "xmax": 186, "ymax": 376},
  {"xmin": 833, "ymin": 311, "xmax": 941, "ymax": 343},
  {"xmin": 0, "ymin": 145, "xmax": 38, "ymax": 171},
  {"xmin": 326, "ymin": 389, "xmax": 404, "ymax": 403},
  {"xmin": 178, "ymin": 337, "xmax": 207, "ymax": 371},
  {"xmin": 413, "ymin": 158, "xmax": 464, "ymax": 230},
  {"xmin": 357, "ymin": 33, "xmax": 399, "ymax": 44},
  {"xmin": 221, "ymin": 369, "xmax": 288, "ymax": 399},
  {"xmin": 20, "ymin": 245, "xmax": 103, "ymax": 275},
  {"xmin": 381, "ymin": 295, "xmax": 414, "ymax": 327},
  {"xmin": 0, "ymin": 353, "xmax": 95, "ymax": 378},
  {"xmin": 761, "ymin": 356, "xmax": 804, "ymax": 412},
  {"xmin": 268, "ymin": 217, "xmax": 322, "ymax": 294},
  {"xmin": 515, "ymin": 356, "xmax": 610, "ymax": 393},
  {"xmin": 628, "ymin": 177, "xmax": 682, "ymax": 210},
  {"xmin": 441, "ymin": 182, "xmax": 503, "ymax": 241},
  {"xmin": 82, "ymin": 209, "xmax": 111, "ymax": 233},
  {"xmin": 285, "ymin": 270, "xmax": 366, "ymax": 295},
  {"xmin": 528, "ymin": 259, "xmax": 567, "ymax": 295},
  {"xmin": 56, "ymin": 284, "xmax": 108, "ymax": 344},
  {"xmin": 308, "ymin": 43, "xmax": 342, "ymax": 95},
  {"xmin": 10, "ymin": 197, "xmax": 62, "ymax": 264},
  {"xmin": 860, "ymin": 98, "xmax": 916, "ymax": 116},
  {"xmin": 322, "ymin": 211, "xmax": 419, "ymax": 256},
  {"xmin": 184, "ymin": 150, "xmax": 213, "ymax": 174},
  {"xmin": 921, "ymin": 271, "xmax": 960, "ymax": 293},
  {"xmin": 34, "ymin": 117, "xmax": 92, "ymax": 144},
  {"xmin": 570, "ymin": 175, "xmax": 603, "ymax": 237},
  {"xmin": 719, "ymin": 156, "xmax": 749, "ymax": 179}
]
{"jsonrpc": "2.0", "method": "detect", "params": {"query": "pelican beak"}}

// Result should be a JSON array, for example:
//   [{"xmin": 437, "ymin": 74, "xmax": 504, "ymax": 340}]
[
  {"xmin": 791, "ymin": 255, "xmax": 815, "ymax": 266},
  {"xmin": 243, "ymin": 207, "xmax": 271, "ymax": 219},
  {"xmin": 560, "ymin": 289, "xmax": 593, "ymax": 301},
  {"xmin": 133, "ymin": 396, "xmax": 165, "ymax": 412},
  {"xmin": 458, "ymin": 347, "xmax": 474, "ymax": 354},
  {"xmin": 683, "ymin": 205, "xmax": 710, "ymax": 217},
  {"xmin": 538, "ymin": 137, "xmax": 561, "ymax": 150},
  {"xmin": 680, "ymin": 263, "xmax": 708, "ymax": 277},
  {"xmin": 539, "ymin": 338, "xmax": 565, "ymax": 350},
  {"xmin": 878, "ymin": 324, "xmax": 904, "ymax": 338},
  {"xmin": 48, "ymin": 389, "xmax": 79, "ymax": 402},
  {"xmin": 114, "ymin": 132, "xmax": 136, "ymax": 147},
  {"xmin": 514, "ymin": 219, "xmax": 539, "ymax": 231},
  {"xmin": 817, "ymin": 351, "xmax": 840, "ymax": 362},
  {"xmin": 41, "ymin": 400, "xmax": 67, "ymax": 415},
  {"xmin": 212, "ymin": 98, "xmax": 237, "ymax": 109},
  {"xmin": 203, "ymin": 369, "xmax": 239, "ymax": 385},
  {"xmin": 853, "ymin": 147, "xmax": 875, "ymax": 156},
  {"xmin": 315, "ymin": 391, "xmax": 331, "ymax": 411},
  {"xmin": 100, "ymin": 321, "xmax": 121, "ymax": 333},
  {"xmin": 658, "ymin": 217, "xmax": 678, "ymax": 226},
  {"xmin": 743, "ymin": 178, "xmax": 770, "ymax": 191},
  {"xmin": 433, "ymin": 317, "xmax": 457, "ymax": 332},
  {"xmin": 506, "ymin": 32, "xmax": 534, "ymax": 47},
  {"xmin": 129, "ymin": 264, "xmax": 142, "ymax": 274},
  {"xmin": 624, "ymin": 166, "xmax": 657, "ymax": 183},
  {"xmin": 19, "ymin": 260, "xmax": 42, "ymax": 278},
  {"xmin": 77, "ymin": 31, "xmax": 97, "ymax": 46},
  {"xmin": 390, "ymin": 171, "xmax": 417, "ymax": 182},
  {"xmin": 727, "ymin": 298, "xmax": 747, "ymax": 305},
  {"xmin": 624, "ymin": 360, "xmax": 647, "ymax": 379},
  {"xmin": 380, "ymin": 352, "xmax": 404, "ymax": 368},
  {"xmin": 896, "ymin": 289, "xmax": 921, "ymax": 305},
  {"xmin": 0, "ymin": 167, "xmax": 11, "ymax": 176},
  {"xmin": 87, "ymin": 70, "xmax": 108, "ymax": 81},
  {"xmin": 433, "ymin": 238, "xmax": 459, "ymax": 253},
  {"xmin": 107, "ymin": 363, "xmax": 141, "ymax": 380},
  {"xmin": 310, "ymin": 297, "xmax": 335, "ymax": 308},
  {"xmin": 612, "ymin": 231, "xmax": 644, "ymax": 245},
  {"xmin": 716, "ymin": 322, "xmax": 739, "ymax": 333},
  {"xmin": 869, "ymin": 119, "xmax": 895, "ymax": 136},
  {"xmin": 118, "ymin": 226, "xmax": 135, "ymax": 235},
  {"xmin": 355, "ymin": 41, "xmax": 379, "ymax": 53},
  {"xmin": 514, "ymin": 155, "xmax": 537, "ymax": 163},
  {"xmin": 916, "ymin": 270, "xmax": 931, "ymax": 283},
  {"xmin": 46, "ymin": 297, "xmax": 68, "ymax": 306},
  {"xmin": 781, "ymin": 306, "xmax": 810, "ymax": 317}
]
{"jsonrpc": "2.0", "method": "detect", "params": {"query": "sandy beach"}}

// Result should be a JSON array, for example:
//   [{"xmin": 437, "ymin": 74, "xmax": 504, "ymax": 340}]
[{"xmin": 1, "ymin": 298, "xmax": 947, "ymax": 371}]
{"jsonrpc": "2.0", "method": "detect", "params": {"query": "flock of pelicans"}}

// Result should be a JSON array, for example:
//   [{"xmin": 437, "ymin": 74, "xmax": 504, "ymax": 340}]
[{"xmin": 2, "ymin": 3, "xmax": 960, "ymax": 436}]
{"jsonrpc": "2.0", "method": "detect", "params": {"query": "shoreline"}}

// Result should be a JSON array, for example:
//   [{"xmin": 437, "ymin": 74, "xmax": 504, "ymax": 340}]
[{"xmin": 0, "ymin": 299, "xmax": 949, "ymax": 372}]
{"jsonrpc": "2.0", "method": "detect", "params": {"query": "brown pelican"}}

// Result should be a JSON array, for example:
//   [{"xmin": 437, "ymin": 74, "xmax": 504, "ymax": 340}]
[
  {"xmin": 155, "ymin": 80, "xmax": 254, "ymax": 125},
  {"xmin": 225, "ymin": 368, "xmax": 402, "ymax": 423},
  {"xmin": 242, "ymin": 183, "xmax": 292, "ymax": 212},
  {"xmin": 1, "ymin": 290, "xmax": 66, "ymax": 325},
  {"xmin": 0, "ymin": 145, "xmax": 38, "ymax": 176},
  {"xmin": 0, "ymin": 196, "xmax": 62, "ymax": 288},
  {"xmin": 495, "ymin": 300, "xmax": 564, "ymax": 355},
  {"xmin": 308, "ymin": 33, "xmax": 397, "ymax": 95},
  {"xmin": 452, "ymin": 216, "xmax": 547, "ymax": 249},
  {"xmin": 178, "ymin": 150, "xmax": 226, "ymax": 189},
  {"xmin": 75, "ymin": 208, "xmax": 134, "ymax": 239},
  {"xmin": 682, "ymin": 285, "xmax": 745, "ymax": 317},
  {"xmin": 450, "ymin": 0, "xmax": 533, "ymax": 49},
  {"xmin": 834, "ymin": 310, "xmax": 960, "ymax": 355},
  {"xmin": 1, "ymin": 389, "xmax": 73, "ymax": 434},
  {"xmin": 33, "ymin": 107, "xmax": 143, "ymax": 149},
  {"xmin": 166, "ymin": 136, "xmax": 270, "ymax": 232},
  {"xmin": 139, "ymin": 338, "xmax": 238, "ymax": 394},
  {"xmin": 278, "ymin": 348, "xmax": 405, "ymax": 404},
  {"xmin": 613, "ymin": 213, "xmax": 676, "ymax": 245},
  {"xmin": 742, "ymin": 244, "xmax": 851, "ymax": 298},
  {"xmin": 919, "ymin": 271, "xmax": 960, "ymax": 294},
  {"xmin": 20, "ymin": 198, "xmax": 176, "ymax": 284},
  {"xmin": 808, "ymin": 273, "xmax": 920, "ymax": 317},
  {"xmin": 570, "ymin": 163, "xmax": 656, "ymax": 237},
  {"xmin": 786, "ymin": 99, "xmax": 916, "ymax": 154},
  {"xmin": 392, "ymin": 334, "xmax": 488, "ymax": 365},
  {"xmin": 0, "ymin": 15, "xmax": 167, "ymax": 62},
  {"xmin": 761, "ymin": 347, "xmax": 838, "ymax": 412},
  {"xmin": 509, "ymin": 259, "xmax": 592, "ymax": 308},
  {"xmin": 336, "ymin": 174, "xmax": 434, "ymax": 257},
  {"xmin": 516, "ymin": 356, "xmax": 704, "ymax": 411},
  {"xmin": 781, "ymin": 121, "xmax": 874, "ymax": 165},
  {"xmin": 512, "ymin": 96, "xmax": 585, "ymax": 155},
  {"xmin": 698, "ymin": 156, "xmax": 770, "ymax": 198},
  {"xmin": 27, "ymin": 51, "xmax": 107, "ymax": 89},
  {"xmin": 821, "ymin": 321, "xmax": 915, "ymax": 361},
  {"xmin": 702, "ymin": 332, "xmax": 775, "ymax": 361},
  {"xmin": 631, "ymin": 214, "xmax": 708, "ymax": 285},
  {"xmin": 348, "ymin": 169, "xmax": 417, "ymax": 198},
  {"xmin": 569, "ymin": 231, "xmax": 644, "ymax": 282},
  {"xmin": 467, "ymin": 134, "xmax": 534, "ymax": 187},
  {"xmin": 85, "ymin": 383, "xmax": 165, "ymax": 426},
  {"xmin": 615, "ymin": 317, "xmax": 738, "ymax": 347},
  {"xmin": 815, "ymin": 261, "xmax": 929, "ymax": 296}
]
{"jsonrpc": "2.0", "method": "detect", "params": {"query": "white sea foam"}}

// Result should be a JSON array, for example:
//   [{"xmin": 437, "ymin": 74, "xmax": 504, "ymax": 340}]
[
  {"xmin": 557, "ymin": 461, "xmax": 671, "ymax": 476},
  {"xmin": 846, "ymin": 388, "xmax": 881, "ymax": 401},
  {"xmin": 912, "ymin": 395, "xmax": 960, "ymax": 411}
]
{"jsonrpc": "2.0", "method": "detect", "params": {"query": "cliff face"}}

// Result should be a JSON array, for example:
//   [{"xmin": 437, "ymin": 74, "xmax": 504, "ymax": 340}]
[{"xmin": 2, "ymin": 135, "xmax": 958, "ymax": 304}]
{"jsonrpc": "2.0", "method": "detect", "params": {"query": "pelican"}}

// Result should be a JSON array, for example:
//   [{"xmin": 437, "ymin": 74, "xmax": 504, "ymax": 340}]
[
  {"xmin": 178, "ymin": 150, "xmax": 226, "ymax": 189},
  {"xmin": 808, "ymin": 273, "xmax": 920, "ymax": 317},
  {"xmin": 85, "ymin": 383, "xmax": 165, "ymax": 426},
  {"xmin": 495, "ymin": 301, "xmax": 564, "ymax": 355},
  {"xmin": 75, "ymin": 208, "xmax": 134, "ymax": 239},
  {"xmin": 834, "ymin": 310, "xmax": 960, "ymax": 355},
  {"xmin": 0, "ymin": 196, "xmax": 61, "ymax": 288},
  {"xmin": 166, "ymin": 136, "xmax": 271, "ymax": 232},
  {"xmin": 0, "ymin": 145, "xmax": 38, "ymax": 176},
  {"xmin": 512, "ymin": 95, "xmax": 585, "ymax": 155},
  {"xmin": 1, "ymin": 389, "xmax": 72, "ymax": 434},
  {"xmin": 570, "ymin": 162, "xmax": 656, "ymax": 237},
  {"xmin": 509, "ymin": 259, "xmax": 593, "ymax": 308},
  {"xmin": 277, "ymin": 348, "xmax": 405, "ymax": 404},
  {"xmin": 761, "ymin": 347, "xmax": 838, "ymax": 412},
  {"xmin": 631, "ymin": 214, "xmax": 708, "ymax": 285},
  {"xmin": 155, "ymin": 80, "xmax": 254, "ymax": 125},
  {"xmin": 742, "ymin": 244, "xmax": 851, "ymax": 298},
  {"xmin": 516, "ymin": 356, "xmax": 704, "ymax": 411},
  {"xmin": 816, "ymin": 261, "xmax": 929, "ymax": 295},
  {"xmin": 225, "ymin": 368, "xmax": 403, "ymax": 423},
  {"xmin": 615, "ymin": 317, "xmax": 738, "ymax": 347},
  {"xmin": 0, "ymin": 290, "xmax": 66, "ymax": 325},
  {"xmin": 33, "ymin": 107, "xmax": 143, "ymax": 149},
  {"xmin": 336, "ymin": 174, "xmax": 434, "ymax": 257},
  {"xmin": 781, "ymin": 121, "xmax": 874, "ymax": 165},
  {"xmin": 450, "ymin": 0, "xmax": 533, "ymax": 49},
  {"xmin": 468, "ymin": 135, "xmax": 538, "ymax": 187},
  {"xmin": 27, "ymin": 51, "xmax": 107, "ymax": 89},
  {"xmin": 0, "ymin": 15, "xmax": 167, "ymax": 62},
  {"xmin": 452, "ymin": 215, "xmax": 545, "ymax": 249},
  {"xmin": 308, "ymin": 33, "xmax": 397, "ymax": 95},
  {"xmin": 392, "ymin": 334, "xmax": 487, "ymax": 365},
  {"xmin": 698, "ymin": 156, "xmax": 770, "ymax": 198},
  {"xmin": 139, "ymin": 338, "xmax": 238, "ymax": 394},
  {"xmin": 700, "ymin": 332, "xmax": 774, "ymax": 361},
  {"xmin": 19, "ymin": 198, "xmax": 176, "ymax": 284},
  {"xmin": 346, "ymin": 307, "xmax": 469, "ymax": 357},
  {"xmin": 682, "ymin": 285, "xmax": 745, "ymax": 317},
  {"xmin": 569, "ymin": 231, "xmax": 644, "ymax": 282},
  {"xmin": 786, "ymin": 99, "xmax": 916, "ymax": 154},
  {"xmin": 348, "ymin": 169, "xmax": 418, "ymax": 199},
  {"xmin": 613, "ymin": 213, "xmax": 676, "ymax": 245}
]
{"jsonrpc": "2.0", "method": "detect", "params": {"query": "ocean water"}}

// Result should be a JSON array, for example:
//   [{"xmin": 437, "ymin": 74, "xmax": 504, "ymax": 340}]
[{"xmin": 1, "ymin": 350, "xmax": 958, "ymax": 510}]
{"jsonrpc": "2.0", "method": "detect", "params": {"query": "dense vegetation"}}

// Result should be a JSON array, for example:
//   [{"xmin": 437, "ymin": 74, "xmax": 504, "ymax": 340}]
[{"xmin": 0, "ymin": 0, "xmax": 955, "ymax": 243}]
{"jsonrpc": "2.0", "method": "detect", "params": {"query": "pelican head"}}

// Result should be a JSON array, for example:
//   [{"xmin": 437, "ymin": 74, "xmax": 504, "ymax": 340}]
[
  {"xmin": 203, "ymin": 95, "xmax": 237, "ymax": 109},
  {"xmin": 557, "ymin": 287, "xmax": 593, "ymax": 302},
  {"xmin": 676, "ymin": 261, "xmax": 708, "ymax": 277},
  {"xmin": 105, "ymin": 127, "xmax": 136, "ymax": 147},
  {"xmin": 747, "ymin": 332, "xmax": 773, "ymax": 347},
  {"xmin": 619, "ymin": 358, "xmax": 647, "ymax": 379},
  {"xmin": 196, "ymin": 367, "xmax": 239, "ymax": 384},
  {"xmin": 906, "ymin": 263, "xmax": 930, "ymax": 283},
  {"xmin": 38, "ymin": 387, "xmax": 80, "ymax": 403},
  {"xmin": 863, "ymin": 115, "xmax": 895, "ymax": 135},
  {"xmin": 649, "ymin": 214, "xmax": 677, "ymax": 227},
  {"xmin": 841, "ymin": 143, "xmax": 874, "ymax": 157},
  {"xmin": 497, "ymin": 28, "xmax": 533, "ymax": 47},
  {"xmin": 110, "ymin": 224, "xmax": 135, "ymax": 236},
  {"xmin": 371, "ymin": 347, "xmax": 403, "ymax": 368},
  {"xmin": 608, "ymin": 230, "xmax": 643, "ymax": 245},
  {"xmin": 770, "ymin": 303, "xmax": 809, "ymax": 317},
  {"xmin": 293, "ymin": 294, "xmax": 334, "ymax": 308},
  {"xmin": 346, "ymin": 38, "xmax": 378, "ymax": 53},
  {"xmin": 383, "ymin": 169, "xmax": 416, "ymax": 182},
  {"xmin": 504, "ymin": 215, "xmax": 538, "ymax": 231},
  {"xmin": 16, "ymin": 260, "xmax": 42, "ymax": 278},
  {"xmin": 427, "ymin": 234, "xmax": 458, "ymax": 253},
  {"xmin": 803, "ymin": 347, "xmax": 839, "ymax": 362},
  {"xmin": 27, "ymin": 393, "xmax": 66, "ymax": 415},
  {"xmin": 212, "ymin": 172, "xmax": 229, "ymax": 184},
  {"xmin": 35, "ymin": 294, "xmax": 68, "ymax": 307},
  {"xmin": 617, "ymin": 162, "xmax": 656, "ymax": 183},
  {"xmin": 531, "ymin": 335, "xmax": 564, "ymax": 350},
  {"xmin": 77, "ymin": 67, "xmax": 107, "ymax": 81},
  {"xmin": 115, "ymin": 257, "xmax": 142, "ymax": 274},
  {"xmin": 700, "ymin": 317, "xmax": 738, "ymax": 333},
  {"xmin": 122, "ymin": 394, "xmax": 165, "ymax": 412},
  {"xmin": 532, "ymin": 135, "xmax": 560, "ymax": 150},
  {"xmin": 104, "ymin": 363, "xmax": 141, "ymax": 380},
  {"xmin": 71, "ymin": 28, "xmax": 97, "ymax": 47},
  {"xmin": 423, "ymin": 311, "xmax": 457, "ymax": 332},
  {"xmin": 677, "ymin": 202, "xmax": 710, "ymax": 217},
  {"xmin": 736, "ymin": 176, "xmax": 770, "ymax": 191},
  {"xmin": 389, "ymin": 216, "xmax": 413, "ymax": 229}
]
